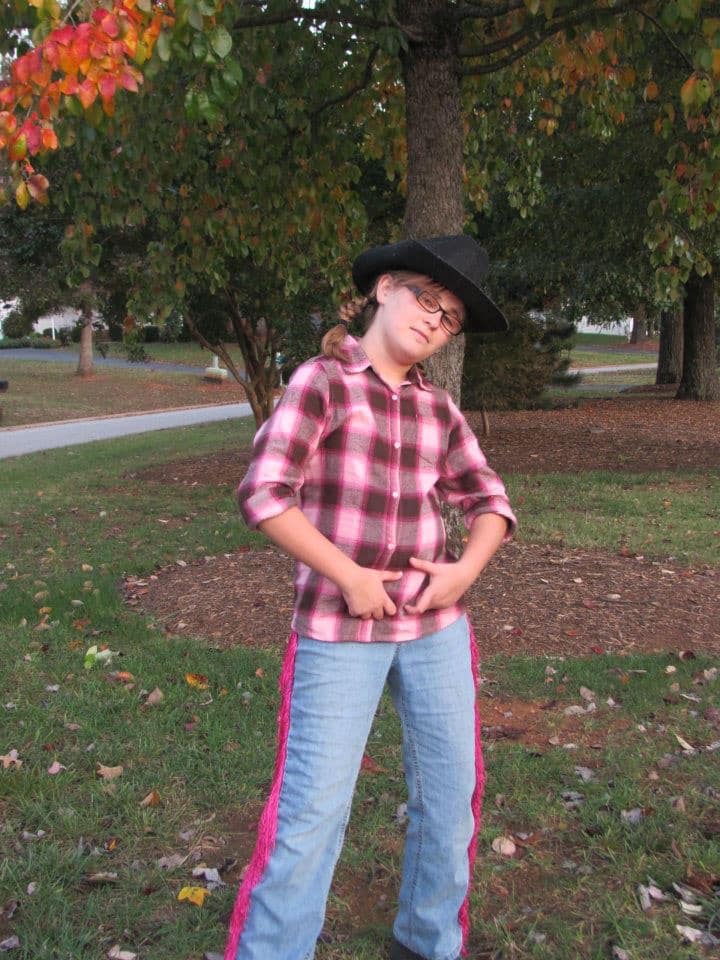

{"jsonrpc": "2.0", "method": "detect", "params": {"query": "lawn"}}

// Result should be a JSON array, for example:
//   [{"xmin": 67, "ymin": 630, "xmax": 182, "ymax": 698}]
[
  {"xmin": 0, "ymin": 360, "xmax": 245, "ymax": 428},
  {"xmin": 1, "ymin": 420, "xmax": 718, "ymax": 959}
]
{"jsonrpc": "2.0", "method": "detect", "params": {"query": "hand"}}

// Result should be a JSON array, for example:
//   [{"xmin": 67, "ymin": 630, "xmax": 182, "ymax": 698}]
[
  {"xmin": 403, "ymin": 556, "xmax": 476, "ymax": 615},
  {"xmin": 340, "ymin": 566, "xmax": 403, "ymax": 620}
]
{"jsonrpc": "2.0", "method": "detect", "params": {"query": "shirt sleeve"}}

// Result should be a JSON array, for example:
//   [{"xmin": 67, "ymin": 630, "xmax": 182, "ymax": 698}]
[
  {"xmin": 436, "ymin": 396, "xmax": 517, "ymax": 542},
  {"xmin": 237, "ymin": 359, "xmax": 330, "ymax": 530}
]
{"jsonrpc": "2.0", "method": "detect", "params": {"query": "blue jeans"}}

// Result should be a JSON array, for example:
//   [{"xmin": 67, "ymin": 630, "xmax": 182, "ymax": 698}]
[{"xmin": 226, "ymin": 614, "xmax": 481, "ymax": 960}]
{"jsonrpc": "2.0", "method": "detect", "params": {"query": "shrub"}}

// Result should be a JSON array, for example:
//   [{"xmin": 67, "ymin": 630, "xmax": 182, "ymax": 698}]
[
  {"xmin": 2, "ymin": 310, "xmax": 33, "ymax": 339},
  {"xmin": 0, "ymin": 336, "xmax": 56, "ymax": 349},
  {"xmin": 462, "ymin": 303, "xmax": 576, "ymax": 410},
  {"xmin": 141, "ymin": 323, "xmax": 160, "ymax": 343},
  {"xmin": 122, "ymin": 328, "xmax": 149, "ymax": 362}
]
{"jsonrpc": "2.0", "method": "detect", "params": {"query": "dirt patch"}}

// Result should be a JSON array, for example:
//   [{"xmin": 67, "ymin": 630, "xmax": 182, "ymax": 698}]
[
  {"xmin": 122, "ymin": 397, "xmax": 720, "ymax": 659},
  {"xmin": 124, "ymin": 540, "xmax": 720, "ymax": 656},
  {"xmin": 126, "ymin": 397, "xmax": 720, "ymax": 481}
]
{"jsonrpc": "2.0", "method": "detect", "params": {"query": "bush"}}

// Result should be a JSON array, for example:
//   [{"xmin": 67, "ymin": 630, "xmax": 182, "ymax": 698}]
[
  {"xmin": 107, "ymin": 322, "xmax": 124, "ymax": 342},
  {"xmin": 141, "ymin": 323, "xmax": 160, "ymax": 343},
  {"xmin": 0, "ymin": 336, "xmax": 56, "ymax": 349},
  {"xmin": 462, "ymin": 304, "xmax": 576, "ymax": 411},
  {"xmin": 122, "ymin": 328, "xmax": 149, "ymax": 362},
  {"xmin": 2, "ymin": 310, "xmax": 33, "ymax": 339}
]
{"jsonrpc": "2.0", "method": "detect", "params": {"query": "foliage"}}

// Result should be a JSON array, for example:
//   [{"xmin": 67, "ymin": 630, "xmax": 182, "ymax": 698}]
[
  {"xmin": 462, "ymin": 305, "xmax": 575, "ymax": 410},
  {"xmin": 0, "ymin": 334, "xmax": 56, "ymax": 348},
  {"xmin": 1, "ymin": 308, "xmax": 34, "ymax": 338},
  {"xmin": 122, "ymin": 327, "xmax": 149, "ymax": 362}
]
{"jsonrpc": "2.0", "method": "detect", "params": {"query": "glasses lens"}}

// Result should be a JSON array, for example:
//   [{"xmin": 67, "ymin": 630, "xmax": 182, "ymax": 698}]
[
  {"xmin": 441, "ymin": 313, "xmax": 463, "ymax": 336},
  {"xmin": 416, "ymin": 289, "xmax": 440, "ymax": 312}
]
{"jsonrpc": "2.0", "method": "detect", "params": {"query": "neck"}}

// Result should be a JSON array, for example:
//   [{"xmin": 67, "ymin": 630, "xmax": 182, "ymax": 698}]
[{"xmin": 359, "ymin": 327, "xmax": 412, "ymax": 388}]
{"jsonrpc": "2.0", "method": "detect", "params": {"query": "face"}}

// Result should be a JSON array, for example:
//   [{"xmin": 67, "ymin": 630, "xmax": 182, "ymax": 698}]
[{"xmin": 373, "ymin": 273, "xmax": 465, "ymax": 363}]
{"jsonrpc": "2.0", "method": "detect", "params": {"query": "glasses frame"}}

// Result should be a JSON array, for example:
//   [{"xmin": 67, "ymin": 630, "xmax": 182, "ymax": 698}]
[{"xmin": 404, "ymin": 284, "xmax": 464, "ymax": 337}]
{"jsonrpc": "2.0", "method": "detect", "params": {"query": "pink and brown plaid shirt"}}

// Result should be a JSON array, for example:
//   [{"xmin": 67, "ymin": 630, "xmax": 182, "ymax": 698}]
[{"xmin": 237, "ymin": 335, "xmax": 516, "ymax": 643}]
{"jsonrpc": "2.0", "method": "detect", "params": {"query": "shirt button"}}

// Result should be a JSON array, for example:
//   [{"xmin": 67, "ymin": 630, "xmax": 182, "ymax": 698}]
[
  {"xmin": 392, "ymin": 491, "xmax": 399, "ymax": 498},
  {"xmin": 391, "ymin": 394, "xmax": 398, "ymax": 401},
  {"xmin": 393, "ymin": 441, "xmax": 401, "ymax": 449},
  {"xmin": 388, "ymin": 543, "xmax": 395, "ymax": 551}
]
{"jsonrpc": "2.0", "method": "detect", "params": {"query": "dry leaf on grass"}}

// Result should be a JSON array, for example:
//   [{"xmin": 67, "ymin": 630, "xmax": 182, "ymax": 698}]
[
  {"xmin": 177, "ymin": 885, "xmax": 211, "ymax": 906},
  {"xmin": 97, "ymin": 763, "xmax": 124, "ymax": 781}
]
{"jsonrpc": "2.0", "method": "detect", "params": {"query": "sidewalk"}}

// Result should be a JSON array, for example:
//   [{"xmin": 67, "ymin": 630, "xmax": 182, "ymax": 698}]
[{"xmin": 0, "ymin": 403, "xmax": 253, "ymax": 459}]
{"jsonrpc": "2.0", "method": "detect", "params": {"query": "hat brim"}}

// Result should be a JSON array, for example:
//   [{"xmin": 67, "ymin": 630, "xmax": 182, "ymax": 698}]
[{"xmin": 352, "ymin": 238, "xmax": 508, "ymax": 333}]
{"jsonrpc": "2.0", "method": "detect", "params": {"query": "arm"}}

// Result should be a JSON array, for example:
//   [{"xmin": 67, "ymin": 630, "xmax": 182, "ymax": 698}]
[
  {"xmin": 259, "ymin": 507, "xmax": 402, "ymax": 620},
  {"xmin": 404, "ymin": 512, "xmax": 508, "ymax": 615}
]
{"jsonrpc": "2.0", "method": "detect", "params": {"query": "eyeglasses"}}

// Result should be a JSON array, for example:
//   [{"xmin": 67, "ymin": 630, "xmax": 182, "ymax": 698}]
[{"xmin": 405, "ymin": 285, "xmax": 464, "ymax": 336}]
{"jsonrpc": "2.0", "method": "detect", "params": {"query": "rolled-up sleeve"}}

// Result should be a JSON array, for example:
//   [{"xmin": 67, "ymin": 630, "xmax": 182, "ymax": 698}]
[
  {"xmin": 436, "ymin": 398, "xmax": 517, "ymax": 541},
  {"xmin": 237, "ymin": 360, "xmax": 330, "ymax": 530}
]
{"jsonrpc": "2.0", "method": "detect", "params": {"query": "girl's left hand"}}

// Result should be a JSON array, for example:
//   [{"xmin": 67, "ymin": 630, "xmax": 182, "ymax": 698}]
[{"xmin": 403, "ymin": 556, "xmax": 476, "ymax": 615}]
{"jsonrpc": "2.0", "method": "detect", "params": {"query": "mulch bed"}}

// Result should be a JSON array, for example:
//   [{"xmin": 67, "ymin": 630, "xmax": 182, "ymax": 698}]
[{"xmin": 123, "ymin": 397, "xmax": 720, "ymax": 657}]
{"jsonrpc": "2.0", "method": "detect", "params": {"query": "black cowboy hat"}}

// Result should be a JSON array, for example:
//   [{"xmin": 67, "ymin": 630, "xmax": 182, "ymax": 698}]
[{"xmin": 352, "ymin": 235, "xmax": 508, "ymax": 333}]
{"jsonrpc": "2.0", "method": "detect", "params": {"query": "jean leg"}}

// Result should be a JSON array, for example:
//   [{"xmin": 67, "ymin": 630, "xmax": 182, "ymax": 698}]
[
  {"xmin": 233, "ymin": 636, "xmax": 394, "ymax": 960},
  {"xmin": 387, "ymin": 616, "xmax": 478, "ymax": 960}
]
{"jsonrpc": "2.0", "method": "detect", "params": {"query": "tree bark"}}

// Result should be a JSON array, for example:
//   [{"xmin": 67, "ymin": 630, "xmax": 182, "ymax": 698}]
[
  {"xmin": 629, "ymin": 302, "xmax": 648, "ymax": 344},
  {"xmin": 656, "ymin": 308, "xmax": 682, "ymax": 385},
  {"xmin": 76, "ymin": 298, "xmax": 94, "ymax": 377},
  {"xmin": 676, "ymin": 270, "xmax": 720, "ymax": 400},
  {"xmin": 398, "ymin": 0, "xmax": 465, "ymax": 404}
]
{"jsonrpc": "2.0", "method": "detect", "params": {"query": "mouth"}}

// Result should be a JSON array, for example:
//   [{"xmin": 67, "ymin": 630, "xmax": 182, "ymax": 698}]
[{"xmin": 410, "ymin": 327, "xmax": 429, "ymax": 344}]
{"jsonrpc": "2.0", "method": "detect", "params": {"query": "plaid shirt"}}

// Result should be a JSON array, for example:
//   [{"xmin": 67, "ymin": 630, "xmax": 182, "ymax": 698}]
[{"xmin": 237, "ymin": 336, "xmax": 516, "ymax": 643}]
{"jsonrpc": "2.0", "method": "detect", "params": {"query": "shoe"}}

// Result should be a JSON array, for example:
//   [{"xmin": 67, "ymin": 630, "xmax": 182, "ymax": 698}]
[{"xmin": 390, "ymin": 937, "xmax": 428, "ymax": 960}]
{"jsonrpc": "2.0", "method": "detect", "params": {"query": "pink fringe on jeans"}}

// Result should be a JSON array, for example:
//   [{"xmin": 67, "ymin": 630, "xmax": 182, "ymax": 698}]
[
  {"xmin": 223, "ymin": 631, "xmax": 299, "ymax": 960},
  {"xmin": 458, "ymin": 622, "xmax": 486, "ymax": 956}
]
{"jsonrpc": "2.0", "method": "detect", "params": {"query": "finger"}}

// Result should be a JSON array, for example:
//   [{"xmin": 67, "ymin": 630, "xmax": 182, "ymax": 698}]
[
  {"xmin": 409, "ymin": 556, "xmax": 437, "ymax": 573},
  {"xmin": 360, "ymin": 611, "xmax": 371, "ymax": 620},
  {"xmin": 405, "ymin": 588, "xmax": 432, "ymax": 616},
  {"xmin": 383, "ymin": 595, "xmax": 397, "ymax": 617},
  {"xmin": 372, "ymin": 606, "xmax": 384, "ymax": 620},
  {"xmin": 379, "ymin": 570, "xmax": 403, "ymax": 581}
]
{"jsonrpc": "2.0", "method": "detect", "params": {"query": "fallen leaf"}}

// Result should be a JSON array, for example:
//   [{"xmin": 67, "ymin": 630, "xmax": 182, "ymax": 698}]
[
  {"xmin": 83, "ymin": 872, "xmax": 119, "ymax": 885},
  {"xmin": 107, "ymin": 947, "xmax": 137, "ymax": 960},
  {"xmin": 185, "ymin": 673, "xmax": 209, "ymax": 690},
  {"xmin": 0, "ymin": 750, "xmax": 22, "ymax": 770},
  {"xmin": 360, "ymin": 753, "xmax": 387, "ymax": 774},
  {"xmin": 156, "ymin": 853, "xmax": 187, "ymax": 870},
  {"xmin": 0, "ymin": 936, "xmax": 20, "ymax": 951},
  {"xmin": 144, "ymin": 688, "xmax": 164, "ymax": 706},
  {"xmin": 140, "ymin": 789, "xmax": 161, "ymax": 808},
  {"xmin": 491, "ymin": 836, "xmax": 517, "ymax": 857},
  {"xmin": 96, "ymin": 763, "xmax": 124, "ymax": 781},
  {"xmin": 177, "ymin": 885, "xmax": 211, "ymax": 906},
  {"xmin": 47, "ymin": 761, "xmax": 66, "ymax": 775}
]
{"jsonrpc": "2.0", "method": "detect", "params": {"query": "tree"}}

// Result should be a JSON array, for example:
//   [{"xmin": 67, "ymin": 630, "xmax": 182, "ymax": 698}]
[{"xmin": 3, "ymin": 1, "xmax": 720, "ymax": 406}]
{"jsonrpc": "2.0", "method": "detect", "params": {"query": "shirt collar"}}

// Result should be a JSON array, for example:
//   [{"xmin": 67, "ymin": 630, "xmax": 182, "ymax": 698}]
[{"xmin": 339, "ymin": 334, "xmax": 432, "ymax": 391}]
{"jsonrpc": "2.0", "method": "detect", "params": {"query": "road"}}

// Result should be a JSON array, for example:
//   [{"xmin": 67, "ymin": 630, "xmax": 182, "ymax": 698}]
[{"xmin": 0, "ymin": 403, "xmax": 254, "ymax": 460}]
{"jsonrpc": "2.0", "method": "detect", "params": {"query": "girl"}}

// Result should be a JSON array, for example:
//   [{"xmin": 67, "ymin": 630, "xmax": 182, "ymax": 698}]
[{"xmin": 226, "ymin": 235, "xmax": 516, "ymax": 960}]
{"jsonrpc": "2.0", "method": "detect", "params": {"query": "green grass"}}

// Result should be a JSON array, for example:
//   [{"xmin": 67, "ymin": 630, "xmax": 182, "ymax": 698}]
[
  {"xmin": 61, "ymin": 340, "xmax": 247, "ymax": 369},
  {"xmin": 1, "ymin": 423, "xmax": 718, "ymax": 959},
  {"xmin": 0, "ymin": 359, "xmax": 244, "ymax": 427},
  {"xmin": 507, "ymin": 470, "xmax": 720, "ymax": 565},
  {"xmin": 571, "ymin": 349, "xmax": 658, "ymax": 367}
]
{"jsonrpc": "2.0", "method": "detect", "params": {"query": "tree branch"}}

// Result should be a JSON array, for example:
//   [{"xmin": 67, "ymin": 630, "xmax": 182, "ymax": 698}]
[
  {"xmin": 309, "ymin": 44, "xmax": 380, "ymax": 118},
  {"xmin": 455, "ymin": 0, "xmax": 526, "ymax": 20},
  {"xmin": 232, "ymin": 4, "xmax": 385, "ymax": 32},
  {"xmin": 637, "ymin": 8, "xmax": 695, "ymax": 72},
  {"xmin": 460, "ymin": 0, "xmax": 638, "ymax": 74}
]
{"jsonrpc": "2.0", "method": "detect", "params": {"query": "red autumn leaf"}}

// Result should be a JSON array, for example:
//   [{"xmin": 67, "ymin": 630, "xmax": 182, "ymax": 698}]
[
  {"xmin": 77, "ymin": 80, "xmax": 97, "ymax": 109},
  {"xmin": 41, "ymin": 127, "xmax": 58, "ymax": 150},
  {"xmin": 99, "ymin": 74, "xmax": 117, "ymax": 101},
  {"xmin": 360, "ymin": 753, "xmax": 387, "ymax": 774}
]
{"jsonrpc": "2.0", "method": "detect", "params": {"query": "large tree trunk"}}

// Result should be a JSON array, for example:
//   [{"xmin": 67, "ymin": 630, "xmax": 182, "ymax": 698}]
[
  {"xmin": 398, "ymin": 0, "xmax": 464, "ymax": 404},
  {"xmin": 76, "ymin": 300, "xmax": 94, "ymax": 377},
  {"xmin": 677, "ymin": 271, "xmax": 720, "ymax": 400},
  {"xmin": 629, "ymin": 302, "xmax": 648, "ymax": 344},
  {"xmin": 656, "ymin": 308, "xmax": 683, "ymax": 385}
]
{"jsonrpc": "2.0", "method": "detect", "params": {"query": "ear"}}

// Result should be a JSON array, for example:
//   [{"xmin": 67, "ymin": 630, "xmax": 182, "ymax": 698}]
[{"xmin": 374, "ymin": 273, "xmax": 395, "ymax": 305}]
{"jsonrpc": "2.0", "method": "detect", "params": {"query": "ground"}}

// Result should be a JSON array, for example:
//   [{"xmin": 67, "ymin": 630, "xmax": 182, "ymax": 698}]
[{"xmin": 123, "ymin": 394, "xmax": 720, "ymax": 658}]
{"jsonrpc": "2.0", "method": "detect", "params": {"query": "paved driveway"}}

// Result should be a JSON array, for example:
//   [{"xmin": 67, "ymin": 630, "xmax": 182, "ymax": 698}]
[{"xmin": 0, "ymin": 403, "xmax": 254, "ymax": 459}]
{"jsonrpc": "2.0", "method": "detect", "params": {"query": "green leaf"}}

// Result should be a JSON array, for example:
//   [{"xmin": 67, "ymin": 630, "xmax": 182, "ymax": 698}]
[
  {"xmin": 210, "ymin": 26, "xmax": 232, "ymax": 59},
  {"xmin": 188, "ymin": 6, "xmax": 204, "ymax": 31},
  {"xmin": 156, "ymin": 31, "xmax": 171, "ymax": 62}
]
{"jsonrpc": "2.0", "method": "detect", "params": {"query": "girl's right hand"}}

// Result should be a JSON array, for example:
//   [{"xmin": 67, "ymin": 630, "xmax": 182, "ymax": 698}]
[{"xmin": 340, "ymin": 567, "xmax": 403, "ymax": 620}]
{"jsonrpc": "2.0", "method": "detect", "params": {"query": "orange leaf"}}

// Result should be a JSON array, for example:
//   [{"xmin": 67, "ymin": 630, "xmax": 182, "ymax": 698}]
[
  {"xmin": 185, "ymin": 673, "xmax": 209, "ymax": 690},
  {"xmin": 15, "ymin": 181, "xmax": 30, "ymax": 209},
  {"xmin": 140, "ymin": 789, "xmax": 162, "ymax": 808}
]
